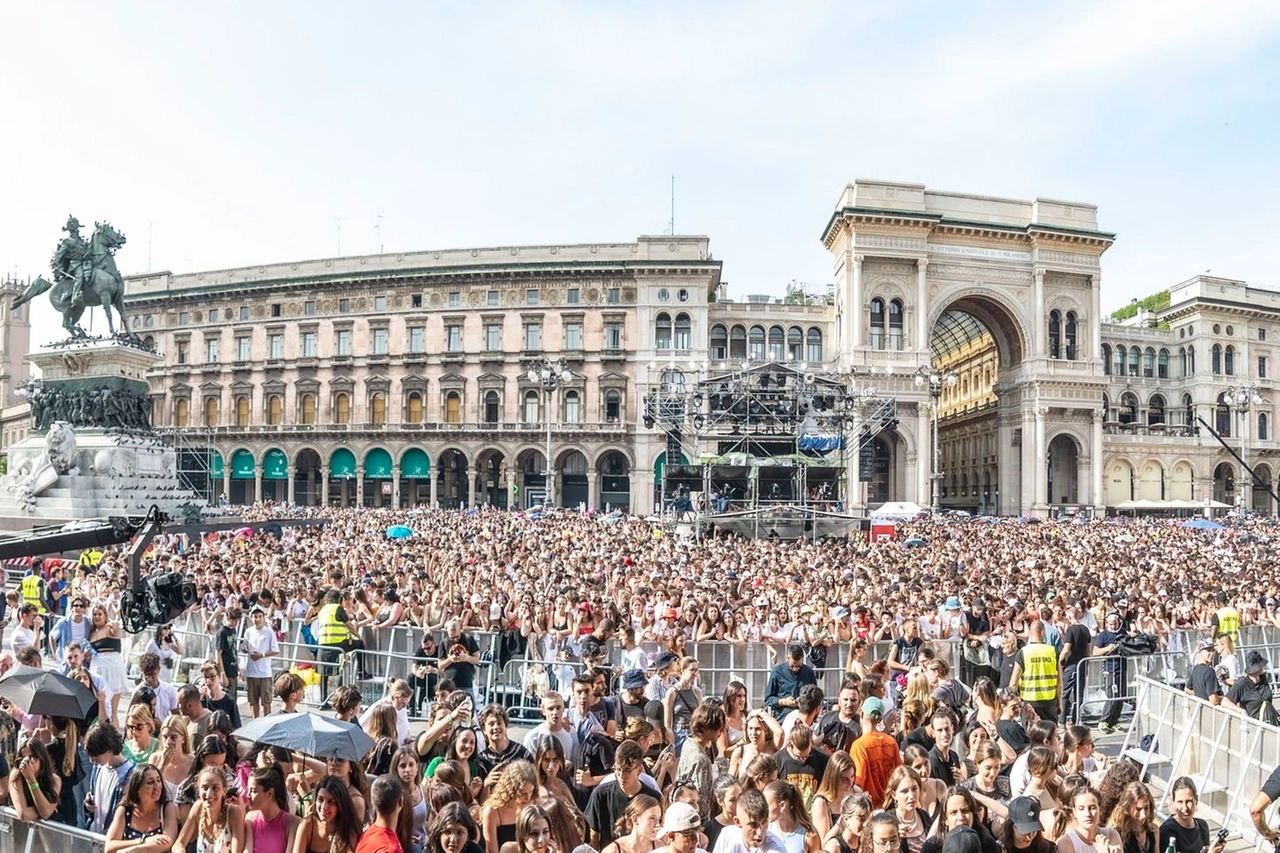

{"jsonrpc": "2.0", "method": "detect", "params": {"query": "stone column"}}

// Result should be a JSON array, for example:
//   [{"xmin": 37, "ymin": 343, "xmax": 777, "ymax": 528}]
[
  {"xmin": 355, "ymin": 466, "xmax": 365, "ymax": 505},
  {"xmin": 320, "ymin": 466, "xmax": 330, "ymax": 505},
  {"xmin": 1090, "ymin": 273, "xmax": 1103, "ymax": 360},
  {"xmin": 997, "ymin": 418, "xmax": 1015, "ymax": 516},
  {"xmin": 1034, "ymin": 406, "xmax": 1048, "ymax": 514},
  {"xmin": 635, "ymin": 470, "xmax": 654, "ymax": 515},
  {"xmin": 917, "ymin": 402, "xmax": 931, "ymax": 508},
  {"xmin": 851, "ymin": 255, "xmax": 865, "ymax": 349},
  {"xmin": 586, "ymin": 468, "xmax": 598, "ymax": 511},
  {"xmin": 1020, "ymin": 407, "xmax": 1035, "ymax": 514},
  {"xmin": 306, "ymin": 470, "xmax": 316, "ymax": 506},
  {"xmin": 1092, "ymin": 409, "xmax": 1105, "ymax": 512},
  {"xmin": 254, "ymin": 466, "xmax": 263, "ymax": 503},
  {"xmin": 916, "ymin": 259, "xmax": 929, "ymax": 351},
  {"xmin": 1033, "ymin": 269, "xmax": 1046, "ymax": 358},
  {"xmin": 429, "ymin": 474, "xmax": 438, "ymax": 508},
  {"xmin": 505, "ymin": 468, "xmax": 516, "ymax": 509},
  {"xmin": 475, "ymin": 472, "xmax": 486, "ymax": 507},
  {"xmin": 391, "ymin": 466, "xmax": 401, "ymax": 508},
  {"xmin": 286, "ymin": 465, "xmax": 296, "ymax": 505},
  {"xmin": 848, "ymin": 413, "xmax": 864, "ymax": 513},
  {"xmin": 222, "ymin": 470, "xmax": 231, "ymax": 504}
]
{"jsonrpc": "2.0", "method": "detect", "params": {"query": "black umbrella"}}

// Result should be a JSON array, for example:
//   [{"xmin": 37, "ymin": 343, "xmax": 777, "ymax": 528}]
[
  {"xmin": 233, "ymin": 711, "xmax": 375, "ymax": 761},
  {"xmin": 0, "ymin": 665, "xmax": 96, "ymax": 719}
]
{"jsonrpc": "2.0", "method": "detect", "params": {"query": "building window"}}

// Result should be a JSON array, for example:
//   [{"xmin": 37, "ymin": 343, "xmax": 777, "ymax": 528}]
[
  {"xmin": 869, "ymin": 299, "xmax": 884, "ymax": 350},
  {"xmin": 206, "ymin": 338, "xmax": 219, "ymax": 363},
  {"xmin": 339, "ymin": 298, "xmax": 350, "ymax": 313},
  {"xmin": 567, "ymin": 288, "xmax": 580, "ymax": 304},
  {"xmin": 209, "ymin": 309, "xmax": 219, "ymax": 323},
  {"xmin": 1157, "ymin": 348, "xmax": 1169, "ymax": 379},
  {"xmin": 1119, "ymin": 393, "xmax": 1138, "ymax": 426},
  {"xmin": 409, "ymin": 326, "xmax": 425, "ymax": 353},
  {"xmin": 236, "ymin": 337, "xmax": 250, "ymax": 362},
  {"xmin": 411, "ymin": 294, "xmax": 423, "ymax": 308},
  {"xmin": 748, "ymin": 325, "xmax": 766, "ymax": 360},
  {"xmin": 406, "ymin": 392, "xmax": 424, "ymax": 424},
  {"xmin": 605, "ymin": 322, "xmax": 622, "ymax": 350},
  {"xmin": 729, "ymin": 325, "xmax": 746, "ymax": 359},
  {"xmin": 337, "ymin": 330, "xmax": 352, "ymax": 356},
  {"xmin": 174, "ymin": 398, "xmax": 189, "ymax": 428},
  {"xmin": 305, "ymin": 301, "xmax": 316, "ymax": 316},
  {"xmin": 302, "ymin": 332, "xmax": 317, "ymax": 357},
  {"xmin": 1065, "ymin": 313, "xmax": 1078, "ymax": 359},
  {"xmin": 1216, "ymin": 398, "xmax": 1231, "ymax": 437},
  {"xmin": 1187, "ymin": 346, "xmax": 1195, "ymax": 374},
  {"xmin": 524, "ymin": 390, "xmax": 541, "ymax": 422},
  {"xmin": 564, "ymin": 390, "xmax": 581, "ymax": 423},
  {"xmin": 1113, "ymin": 345, "xmax": 1125, "ymax": 376},
  {"xmin": 271, "ymin": 304, "xmax": 282, "ymax": 318},
  {"xmin": 374, "ymin": 295, "xmax": 387, "ymax": 312},
  {"xmin": 176, "ymin": 342, "xmax": 188, "ymax": 365},
  {"xmin": 486, "ymin": 324, "xmax": 502, "ymax": 351},
  {"xmin": 605, "ymin": 390, "xmax": 621, "ymax": 422},
  {"xmin": 1102, "ymin": 344, "xmax": 1112, "ymax": 375},
  {"xmin": 235, "ymin": 396, "xmax": 250, "ymax": 427},
  {"xmin": 373, "ymin": 328, "xmax": 389, "ymax": 355},
  {"xmin": 768, "ymin": 325, "xmax": 785, "ymax": 360},
  {"xmin": 565, "ymin": 322, "xmax": 582, "ymax": 351},
  {"xmin": 1148, "ymin": 394, "xmax": 1165, "ymax": 426},
  {"xmin": 334, "ymin": 393, "xmax": 351, "ymax": 424},
  {"xmin": 888, "ymin": 300, "xmax": 904, "ymax": 350},
  {"xmin": 1260, "ymin": 328, "xmax": 1267, "ymax": 341},
  {"xmin": 448, "ymin": 292, "xmax": 460, "ymax": 308},
  {"xmin": 526, "ymin": 289, "xmax": 539, "ymax": 305},
  {"xmin": 488, "ymin": 290, "xmax": 499, "ymax": 306},
  {"xmin": 445, "ymin": 391, "xmax": 461, "ymax": 424},
  {"xmin": 1182, "ymin": 394, "xmax": 1193, "ymax": 427},
  {"xmin": 674, "ymin": 314, "xmax": 691, "ymax": 351},
  {"xmin": 300, "ymin": 394, "xmax": 316, "ymax": 425},
  {"xmin": 1260, "ymin": 356, "xmax": 1268, "ymax": 379},
  {"xmin": 1260, "ymin": 413, "xmax": 1270, "ymax": 441},
  {"xmin": 525, "ymin": 324, "xmax": 542, "ymax": 351},
  {"xmin": 239, "ymin": 306, "xmax": 250, "ymax": 321},
  {"xmin": 710, "ymin": 324, "xmax": 728, "ymax": 360},
  {"xmin": 607, "ymin": 287, "xmax": 620, "ymax": 304},
  {"xmin": 1143, "ymin": 347, "xmax": 1154, "ymax": 378},
  {"xmin": 1128, "ymin": 347, "xmax": 1140, "ymax": 376},
  {"xmin": 269, "ymin": 334, "xmax": 283, "ymax": 360},
  {"xmin": 266, "ymin": 394, "xmax": 283, "ymax": 426},
  {"xmin": 370, "ymin": 393, "xmax": 387, "ymax": 425},
  {"xmin": 179, "ymin": 311, "xmax": 189, "ymax": 325},
  {"xmin": 204, "ymin": 398, "xmax": 218, "ymax": 427},
  {"xmin": 806, "ymin": 328, "xmax": 823, "ymax": 363},
  {"xmin": 788, "ymin": 326, "xmax": 803, "ymax": 361},
  {"xmin": 446, "ymin": 325, "xmax": 462, "ymax": 352},
  {"xmin": 1225, "ymin": 345, "xmax": 1235, "ymax": 376},
  {"xmin": 1049, "ymin": 311, "xmax": 1061, "ymax": 358},
  {"xmin": 655, "ymin": 313, "xmax": 672, "ymax": 350}
]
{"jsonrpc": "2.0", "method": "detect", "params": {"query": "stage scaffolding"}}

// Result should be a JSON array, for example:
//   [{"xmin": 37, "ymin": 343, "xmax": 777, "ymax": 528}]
[
  {"xmin": 155, "ymin": 427, "xmax": 216, "ymax": 505},
  {"xmin": 642, "ymin": 362, "xmax": 897, "ymax": 538}
]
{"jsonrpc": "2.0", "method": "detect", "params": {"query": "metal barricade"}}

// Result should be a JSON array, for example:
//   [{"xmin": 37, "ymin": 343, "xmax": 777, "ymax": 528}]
[
  {"xmin": 1071, "ymin": 651, "xmax": 1185, "ymax": 726},
  {"xmin": 0, "ymin": 806, "xmax": 105, "ymax": 853}
]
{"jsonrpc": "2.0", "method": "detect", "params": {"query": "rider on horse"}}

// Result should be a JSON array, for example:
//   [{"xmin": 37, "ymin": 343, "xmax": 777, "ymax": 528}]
[{"xmin": 51, "ymin": 215, "xmax": 91, "ymax": 308}]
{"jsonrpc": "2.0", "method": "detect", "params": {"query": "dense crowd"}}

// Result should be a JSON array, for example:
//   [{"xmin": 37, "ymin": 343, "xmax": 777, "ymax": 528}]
[{"xmin": 0, "ymin": 506, "xmax": 1279, "ymax": 853}]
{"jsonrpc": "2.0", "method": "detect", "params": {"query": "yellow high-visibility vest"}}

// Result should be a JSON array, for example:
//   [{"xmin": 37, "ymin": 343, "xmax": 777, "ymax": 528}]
[
  {"xmin": 20, "ymin": 575, "xmax": 47, "ymax": 614},
  {"xmin": 316, "ymin": 603, "xmax": 349, "ymax": 645},
  {"xmin": 1019, "ymin": 642, "xmax": 1058, "ymax": 702},
  {"xmin": 1217, "ymin": 607, "xmax": 1240, "ymax": 645}
]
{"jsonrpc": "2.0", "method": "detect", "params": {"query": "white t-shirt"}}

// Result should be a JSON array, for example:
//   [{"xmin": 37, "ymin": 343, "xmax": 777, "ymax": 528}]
[
  {"xmin": 358, "ymin": 700, "xmax": 411, "ymax": 746},
  {"xmin": 9, "ymin": 624, "xmax": 36, "ymax": 654},
  {"xmin": 621, "ymin": 646, "xmax": 650, "ymax": 673},
  {"xmin": 242, "ymin": 625, "xmax": 280, "ymax": 679},
  {"xmin": 711, "ymin": 825, "xmax": 788, "ymax": 853}
]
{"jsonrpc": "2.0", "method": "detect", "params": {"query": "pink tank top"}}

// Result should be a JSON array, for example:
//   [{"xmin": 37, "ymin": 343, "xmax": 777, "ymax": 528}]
[{"xmin": 247, "ymin": 811, "xmax": 288, "ymax": 853}]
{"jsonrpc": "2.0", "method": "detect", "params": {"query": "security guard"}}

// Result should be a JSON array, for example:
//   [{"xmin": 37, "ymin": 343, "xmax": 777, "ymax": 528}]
[
  {"xmin": 314, "ymin": 588, "xmax": 365, "ymax": 708},
  {"xmin": 19, "ymin": 567, "xmax": 49, "ymax": 615},
  {"xmin": 1010, "ymin": 618, "xmax": 1062, "ymax": 723},
  {"xmin": 1214, "ymin": 592, "xmax": 1241, "ymax": 646}
]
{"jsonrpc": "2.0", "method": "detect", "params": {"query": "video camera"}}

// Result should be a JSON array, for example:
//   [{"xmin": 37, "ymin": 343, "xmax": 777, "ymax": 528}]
[{"xmin": 121, "ymin": 571, "xmax": 198, "ymax": 634}]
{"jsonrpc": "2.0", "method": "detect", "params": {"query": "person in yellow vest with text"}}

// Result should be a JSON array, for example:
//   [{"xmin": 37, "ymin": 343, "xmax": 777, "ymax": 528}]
[
  {"xmin": 315, "ymin": 588, "xmax": 365, "ymax": 709},
  {"xmin": 1010, "ymin": 619, "xmax": 1062, "ymax": 724},
  {"xmin": 1212, "ymin": 592, "xmax": 1241, "ymax": 647},
  {"xmin": 19, "ymin": 567, "xmax": 48, "ymax": 616}
]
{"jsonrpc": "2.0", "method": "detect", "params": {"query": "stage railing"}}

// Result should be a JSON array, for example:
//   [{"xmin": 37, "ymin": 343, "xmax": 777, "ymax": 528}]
[{"xmin": 0, "ymin": 806, "xmax": 104, "ymax": 853}]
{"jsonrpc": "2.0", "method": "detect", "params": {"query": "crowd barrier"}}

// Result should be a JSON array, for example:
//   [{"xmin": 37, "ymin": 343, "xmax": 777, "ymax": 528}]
[
  {"xmin": 0, "ymin": 806, "xmax": 104, "ymax": 853},
  {"xmin": 1122, "ymin": 676, "xmax": 1280, "ymax": 852}
]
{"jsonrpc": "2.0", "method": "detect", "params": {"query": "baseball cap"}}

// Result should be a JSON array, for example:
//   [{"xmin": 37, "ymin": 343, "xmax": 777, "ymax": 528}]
[
  {"xmin": 1007, "ymin": 797, "xmax": 1043, "ymax": 835},
  {"xmin": 621, "ymin": 669, "xmax": 647, "ymax": 690},
  {"xmin": 661, "ymin": 802, "xmax": 701, "ymax": 836},
  {"xmin": 1197, "ymin": 638, "xmax": 1215, "ymax": 653},
  {"xmin": 942, "ymin": 828, "xmax": 982, "ymax": 853},
  {"xmin": 861, "ymin": 697, "xmax": 885, "ymax": 718},
  {"xmin": 1246, "ymin": 651, "xmax": 1268, "ymax": 676}
]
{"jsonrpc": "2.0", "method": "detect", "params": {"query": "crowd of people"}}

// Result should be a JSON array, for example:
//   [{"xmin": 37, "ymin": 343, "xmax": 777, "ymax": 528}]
[{"xmin": 0, "ymin": 505, "xmax": 1275, "ymax": 853}]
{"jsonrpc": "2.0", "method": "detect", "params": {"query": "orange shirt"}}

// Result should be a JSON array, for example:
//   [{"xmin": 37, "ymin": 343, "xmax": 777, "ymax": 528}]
[{"xmin": 850, "ymin": 731, "xmax": 902, "ymax": 806}]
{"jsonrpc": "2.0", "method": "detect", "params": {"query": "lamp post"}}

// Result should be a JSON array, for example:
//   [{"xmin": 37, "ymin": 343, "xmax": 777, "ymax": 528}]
[
  {"xmin": 1221, "ymin": 383, "xmax": 1263, "ymax": 513},
  {"xmin": 915, "ymin": 365, "xmax": 957, "ymax": 513},
  {"xmin": 527, "ymin": 358, "xmax": 572, "ymax": 508}
]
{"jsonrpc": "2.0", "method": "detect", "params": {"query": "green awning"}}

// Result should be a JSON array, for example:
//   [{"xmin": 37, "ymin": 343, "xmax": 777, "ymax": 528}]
[
  {"xmin": 364, "ymin": 448, "xmax": 393, "ymax": 479},
  {"xmin": 211, "ymin": 452, "xmax": 224, "ymax": 478},
  {"xmin": 330, "ymin": 448, "xmax": 356, "ymax": 478},
  {"xmin": 263, "ymin": 448, "xmax": 288, "ymax": 480},
  {"xmin": 401, "ymin": 448, "xmax": 430, "ymax": 478},
  {"xmin": 230, "ymin": 449, "xmax": 255, "ymax": 480},
  {"xmin": 654, "ymin": 451, "xmax": 689, "ymax": 481}
]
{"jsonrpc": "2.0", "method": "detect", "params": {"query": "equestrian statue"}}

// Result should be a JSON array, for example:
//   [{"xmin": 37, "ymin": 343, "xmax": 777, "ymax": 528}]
[{"xmin": 12, "ymin": 215, "xmax": 131, "ymax": 338}]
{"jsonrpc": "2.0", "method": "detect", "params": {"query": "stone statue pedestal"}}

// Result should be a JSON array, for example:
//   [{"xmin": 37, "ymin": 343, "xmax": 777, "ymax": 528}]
[{"xmin": 0, "ymin": 340, "xmax": 202, "ymax": 530}]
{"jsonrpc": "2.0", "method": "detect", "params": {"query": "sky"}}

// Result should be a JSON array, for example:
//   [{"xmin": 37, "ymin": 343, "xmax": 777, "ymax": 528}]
[{"xmin": 3, "ymin": 1, "xmax": 1279, "ymax": 347}]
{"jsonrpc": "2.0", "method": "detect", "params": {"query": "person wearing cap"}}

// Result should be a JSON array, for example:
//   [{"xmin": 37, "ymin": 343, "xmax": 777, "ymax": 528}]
[
  {"xmin": 849, "ymin": 697, "xmax": 901, "ymax": 805},
  {"xmin": 647, "ymin": 651, "xmax": 679, "ymax": 703},
  {"xmin": 814, "ymin": 675, "xmax": 862, "ymax": 755},
  {"xmin": 654, "ymin": 801, "xmax": 708, "ymax": 853},
  {"xmin": 618, "ymin": 669, "xmax": 652, "ymax": 723},
  {"xmin": 1187, "ymin": 639, "xmax": 1223, "ymax": 705},
  {"xmin": 999, "ymin": 797, "xmax": 1055, "ymax": 853},
  {"xmin": 1223, "ymin": 651, "xmax": 1279, "ymax": 724},
  {"xmin": 1009, "ymin": 620, "xmax": 1061, "ymax": 725},
  {"xmin": 764, "ymin": 645, "xmax": 817, "ymax": 716}
]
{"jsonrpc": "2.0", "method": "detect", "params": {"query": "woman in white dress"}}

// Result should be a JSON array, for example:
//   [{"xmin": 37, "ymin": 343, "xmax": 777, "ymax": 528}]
[{"xmin": 88, "ymin": 604, "xmax": 128, "ymax": 727}]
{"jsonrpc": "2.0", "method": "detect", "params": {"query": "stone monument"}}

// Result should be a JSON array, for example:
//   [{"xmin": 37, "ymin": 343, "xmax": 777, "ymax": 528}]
[{"xmin": 0, "ymin": 217, "xmax": 203, "ymax": 528}]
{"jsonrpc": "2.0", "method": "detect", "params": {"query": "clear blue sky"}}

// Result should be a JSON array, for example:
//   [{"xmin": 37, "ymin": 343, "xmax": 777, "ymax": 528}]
[{"xmin": 3, "ymin": 1, "xmax": 1278, "ymax": 346}]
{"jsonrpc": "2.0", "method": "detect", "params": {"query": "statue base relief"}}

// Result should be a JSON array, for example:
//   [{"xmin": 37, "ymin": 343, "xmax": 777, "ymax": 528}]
[{"xmin": 0, "ymin": 340, "xmax": 203, "ymax": 530}]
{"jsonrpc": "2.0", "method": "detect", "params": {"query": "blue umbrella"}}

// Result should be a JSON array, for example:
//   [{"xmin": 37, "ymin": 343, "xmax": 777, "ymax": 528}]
[
  {"xmin": 1180, "ymin": 518, "xmax": 1226, "ymax": 530},
  {"xmin": 385, "ymin": 525, "xmax": 412, "ymax": 539},
  {"xmin": 903, "ymin": 536, "xmax": 927, "ymax": 548}
]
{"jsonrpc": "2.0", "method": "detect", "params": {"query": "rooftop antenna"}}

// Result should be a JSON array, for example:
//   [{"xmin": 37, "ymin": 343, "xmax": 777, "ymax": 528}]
[{"xmin": 376, "ymin": 215, "xmax": 383, "ymax": 254}]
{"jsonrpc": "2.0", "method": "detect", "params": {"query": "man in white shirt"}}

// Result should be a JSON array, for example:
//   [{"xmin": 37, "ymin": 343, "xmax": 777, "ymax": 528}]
[
  {"xmin": 138, "ymin": 652, "xmax": 178, "ymax": 722},
  {"xmin": 243, "ymin": 607, "xmax": 280, "ymax": 718},
  {"xmin": 8, "ymin": 605, "xmax": 41, "ymax": 655},
  {"xmin": 522, "ymin": 690, "xmax": 579, "ymax": 765},
  {"xmin": 712, "ymin": 789, "xmax": 787, "ymax": 853}
]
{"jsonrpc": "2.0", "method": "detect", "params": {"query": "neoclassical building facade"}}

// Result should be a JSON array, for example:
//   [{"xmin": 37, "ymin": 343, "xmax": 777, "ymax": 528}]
[{"xmin": 118, "ymin": 181, "xmax": 1275, "ymax": 517}]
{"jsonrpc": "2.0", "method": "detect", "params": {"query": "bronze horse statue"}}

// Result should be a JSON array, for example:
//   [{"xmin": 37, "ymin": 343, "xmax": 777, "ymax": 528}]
[{"xmin": 14, "ymin": 221, "xmax": 130, "ymax": 338}]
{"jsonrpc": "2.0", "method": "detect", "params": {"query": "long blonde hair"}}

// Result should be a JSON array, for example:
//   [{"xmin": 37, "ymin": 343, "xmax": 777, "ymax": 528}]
[{"xmin": 160, "ymin": 714, "xmax": 192, "ymax": 757}]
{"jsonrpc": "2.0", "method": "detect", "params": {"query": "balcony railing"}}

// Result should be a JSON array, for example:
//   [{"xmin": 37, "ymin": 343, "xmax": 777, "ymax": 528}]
[
  {"xmin": 1102, "ymin": 422, "xmax": 1197, "ymax": 437},
  {"xmin": 197, "ymin": 421, "xmax": 631, "ymax": 437}
]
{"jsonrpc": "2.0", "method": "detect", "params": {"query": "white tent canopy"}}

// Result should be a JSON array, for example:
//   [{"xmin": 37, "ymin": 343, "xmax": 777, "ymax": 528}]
[
  {"xmin": 1113, "ymin": 498, "xmax": 1231, "ymax": 511},
  {"xmin": 870, "ymin": 501, "xmax": 926, "ymax": 519}
]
